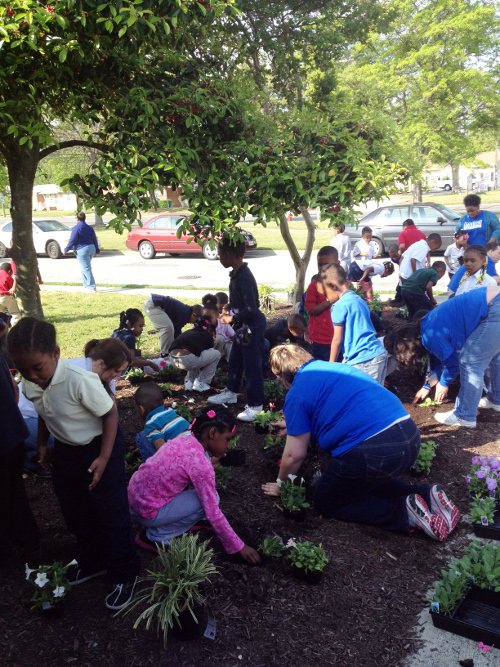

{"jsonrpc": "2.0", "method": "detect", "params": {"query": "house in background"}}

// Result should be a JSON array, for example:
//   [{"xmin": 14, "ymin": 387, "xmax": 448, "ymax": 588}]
[
  {"xmin": 424, "ymin": 151, "xmax": 500, "ymax": 192},
  {"xmin": 33, "ymin": 184, "xmax": 78, "ymax": 211}
]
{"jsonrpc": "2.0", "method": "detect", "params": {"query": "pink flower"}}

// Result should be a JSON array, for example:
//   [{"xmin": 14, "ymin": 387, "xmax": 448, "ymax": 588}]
[
  {"xmin": 269, "ymin": 402, "xmax": 275, "ymax": 408},
  {"xmin": 207, "ymin": 410, "xmax": 216, "ymax": 418},
  {"xmin": 478, "ymin": 642, "xmax": 494, "ymax": 652},
  {"xmin": 382, "ymin": 312, "xmax": 388, "ymax": 317},
  {"xmin": 160, "ymin": 360, "xmax": 167, "ymax": 368}
]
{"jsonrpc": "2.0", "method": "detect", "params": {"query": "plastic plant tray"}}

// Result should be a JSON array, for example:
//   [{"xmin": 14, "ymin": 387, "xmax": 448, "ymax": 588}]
[
  {"xmin": 473, "ymin": 501, "xmax": 500, "ymax": 540},
  {"xmin": 430, "ymin": 585, "xmax": 500, "ymax": 647}
]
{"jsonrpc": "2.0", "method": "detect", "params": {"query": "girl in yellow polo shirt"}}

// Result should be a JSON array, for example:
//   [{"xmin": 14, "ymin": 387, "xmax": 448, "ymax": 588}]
[{"xmin": 8, "ymin": 318, "xmax": 140, "ymax": 611}]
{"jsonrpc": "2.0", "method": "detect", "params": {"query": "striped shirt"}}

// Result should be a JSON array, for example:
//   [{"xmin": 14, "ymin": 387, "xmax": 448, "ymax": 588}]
[{"xmin": 144, "ymin": 406, "xmax": 190, "ymax": 447}]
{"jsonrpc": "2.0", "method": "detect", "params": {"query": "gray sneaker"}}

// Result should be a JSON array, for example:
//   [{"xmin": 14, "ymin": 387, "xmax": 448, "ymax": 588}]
[
  {"xmin": 237, "ymin": 405, "xmax": 263, "ymax": 422},
  {"xmin": 478, "ymin": 397, "xmax": 500, "ymax": 412},
  {"xmin": 208, "ymin": 389, "xmax": 238, "ymax": 405}
]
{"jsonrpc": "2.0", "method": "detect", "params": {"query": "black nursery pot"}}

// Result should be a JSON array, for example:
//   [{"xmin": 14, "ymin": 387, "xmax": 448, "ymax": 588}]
[
  {"xmin": 291, "ymin": 566, "xmax": 323, "ymax": 586},
  {"xmin": 283, "ymin": 508, "xmax": 306, "ymax": 522},
  {"xmin": 409, "ymin": 466, "xmax": 426, "ymax": 478},
  {"xmin": 255, "ymin": 424, "xmax": 269, "ymax": 435},
  {"xmin": 39, "ymin": 602, "xmax": 64, "ymax": 619},
  {"xmin": 128, "ymin": 376, "xmax": 153, "ymax": 386},
  {"xmin": 170, "ymin": 603, "xmax": 209, "ymax": 641},
  {"xmin": 221, "ymin": 449, "xmax": 246, "ymax": 467}
]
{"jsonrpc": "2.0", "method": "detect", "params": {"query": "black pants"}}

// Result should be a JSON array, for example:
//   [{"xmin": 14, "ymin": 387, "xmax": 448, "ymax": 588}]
[
  {"xmin": 401, "ymin": 289, "xmax": 434, "ymax": 321},
  {"xmin": 0, "ymin": 442, "xmax": 40, "ymax": 559},
  {"xmin": 228, "ymin": 312, "xmax": 266, "ymax": 406},
  {"xmin": 52, "ymin": 427, "xmax": 140, "ymax": 584}
]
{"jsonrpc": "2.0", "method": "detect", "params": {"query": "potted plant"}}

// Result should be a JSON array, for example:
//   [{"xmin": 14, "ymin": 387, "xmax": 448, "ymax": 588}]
[
  {"xmin": 263, "ymin": 379, "xmax": 283, "ymax": 402},
  {"xmin": 280, "ymin": 475, "xmax": 310, "ymax": 521},
  {"xmin": 254, "ymin": 409, "xmax": 281, "ymax": 435},
  {"xmin": 410, "ymin": 439, "xmax": 437, "ymax": 476},
  {"xmin": 258, "ymin": 535, "xmax": 287, "ymax": 559},
  {"xmin": 214, "ymin": 465, "xmax": 232, "ymax": 491},
  {"xmin": 221, "ymin": 435, "xmax": 246, "ymax": 467},
  {"xmin": 156, "ymin": 363, "xmax": 183, "ymax": 382},
  {"xmin": 125, "ymin": 368, "xmax": 147, "ymax": 385},
  {"xmin": 287, "ymin": 541, "xmax": 329, "ymax": 585},
  {"xmin": 120, "ymin": 533, "xmax": 218, "ymax": 645},
  {"xmin": 264, "ymin": 434, "xmax": 284, "ymax": 451},
  {"xmin": 26, "ymin": 559, "xmax": 76, "ymax": 618},
  {"xmin": 158, "ymin": 382, "xmax": 172, "ymax": 398},
  {"xmin": 171, "ymin": 403, "xmax": 193, "ymax": 423},
  {"xmin": 465, "ymin": 455, "xmax": 500, "ymax": 539}
]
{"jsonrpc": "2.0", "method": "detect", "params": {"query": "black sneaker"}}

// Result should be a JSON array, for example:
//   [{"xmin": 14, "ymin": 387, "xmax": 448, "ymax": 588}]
[
  {"xmin": 105, "ymin": 577, "xmax": 138, "ymax": 610},
  {"xmin": 67, "ymin": 564, "xmax": 106, "ymax": 586}
]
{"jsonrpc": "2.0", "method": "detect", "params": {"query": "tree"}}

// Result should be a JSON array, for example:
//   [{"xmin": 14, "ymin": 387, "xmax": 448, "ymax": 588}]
[
  {"xmin": 337, "ymin": 0, "xmax": 500, "ymax": 201},
  {"xmin": 0, "ymin": 0, "xmax": 239, "ymax": 317}
]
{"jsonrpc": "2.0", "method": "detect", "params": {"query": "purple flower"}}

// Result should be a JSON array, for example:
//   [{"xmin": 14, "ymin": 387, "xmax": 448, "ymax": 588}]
[
  {"xmin": 487, "ymin": 477, "xmax": 498, "ymax": 491},
  {"xmin": 490, "ymin": 458, "xmax": 500, "ymax": 470},
  {"xmin": 481, "ymin": 456, "xmax": 489, "ymax": 466},
  {"xmin": 472, "ymin": 456, "xmax": 480, "ymax": 465},
  {"xmin": 464, "ymin": 475, "xmax": 471, "ymax": 483},
  {"xmin": 476, "ymin": 470, "xmax": 486, "ymax": 479}
]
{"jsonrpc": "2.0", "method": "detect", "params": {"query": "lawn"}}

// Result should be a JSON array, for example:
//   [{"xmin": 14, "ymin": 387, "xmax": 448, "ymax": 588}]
[{"xmin": 41, "ymin": 291, "xmax": 199, "ymax": 358}]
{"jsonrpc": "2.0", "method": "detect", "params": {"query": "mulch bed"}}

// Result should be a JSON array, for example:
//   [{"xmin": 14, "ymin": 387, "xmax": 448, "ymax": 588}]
[{"xmin": 1, "ymin": 303, "xmax": 499, "ymax": 667}]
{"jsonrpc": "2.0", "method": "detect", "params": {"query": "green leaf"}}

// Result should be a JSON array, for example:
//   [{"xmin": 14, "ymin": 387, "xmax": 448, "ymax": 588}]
[{"xmin": 59, "ymin": 48, "xmax": 67, "ymax": 63}]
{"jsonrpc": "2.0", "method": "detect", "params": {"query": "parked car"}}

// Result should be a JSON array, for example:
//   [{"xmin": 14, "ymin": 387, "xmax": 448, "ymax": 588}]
[
  {"xmin": 125, "ymin": 214, "xmax": 258, "ymax": 260},
  {"xmin": 0, "ymin": 219, "xmax": 74, "ymax": 259},
  {"xmin": 343, "ymin": 203, "xmax": 461, "ymax": 256}
]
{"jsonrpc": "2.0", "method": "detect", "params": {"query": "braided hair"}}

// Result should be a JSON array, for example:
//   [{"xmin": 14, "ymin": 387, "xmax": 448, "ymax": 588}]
[
  {"xmin": 190, "ymin": 405, "xmax": 237, "ymax": 440},
  {"xmin": 458, "ymin": 245, "xmax": 488, "ymax": 288},
  {"xmin": 118, "ymin": 308, "xmax": 143, "ymax": 330},
  {"xmin": 7, "ymin": 317, "xmax": 57, "ymax": 356}
]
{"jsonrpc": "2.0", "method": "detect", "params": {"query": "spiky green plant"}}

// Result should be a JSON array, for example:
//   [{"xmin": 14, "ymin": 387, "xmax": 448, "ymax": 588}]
[{"xmin": 119, "ymin": 533, "xmax": 218, "ymax": 647}]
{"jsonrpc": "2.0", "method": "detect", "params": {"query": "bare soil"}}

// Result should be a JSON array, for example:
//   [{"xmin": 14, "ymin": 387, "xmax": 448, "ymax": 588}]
[{"xmin": 2, "ymin": 304, "xmax": 499, "ymax": 667}]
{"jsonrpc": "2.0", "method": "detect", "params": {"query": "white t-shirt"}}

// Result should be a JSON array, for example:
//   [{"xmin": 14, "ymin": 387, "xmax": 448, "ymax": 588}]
[
  {"xmin": 455, "ymin": 270, "xmax": 497, "ymax": 296},
  {"xmin": 352, "ymin": 239, "xmax": 375, "ymax": 269},
  {"xmin": 399, "ymin": 239, "xmax": 430, "ymax": 279},
  {"xmin": 366, "ymin": 260, "xmax": 386, "ymax": 277},
  {"xmin": 444, "ymin": 243, "xmax": 465, "ymax": 274},
  {"xmin": 330, "ymin": 233, "xmax": 352, "ymax": 265},
  {"xmin": 22, "ymin": 359, "xmax": 114, "ymax": 446}
]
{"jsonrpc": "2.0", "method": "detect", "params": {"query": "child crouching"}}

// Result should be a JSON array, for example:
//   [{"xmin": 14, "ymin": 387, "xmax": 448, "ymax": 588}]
[{"xmin": 128, "ymin": 405, "xmax": 260, "ymax": 564}]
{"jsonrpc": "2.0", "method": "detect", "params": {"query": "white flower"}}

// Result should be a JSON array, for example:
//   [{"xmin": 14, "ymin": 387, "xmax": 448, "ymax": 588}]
[
  {"xmin": 35, "ymin": 572, "xmax": 49, "ymax": 588},
  {"xmin": 171, "ymin": 402, "xmax": 178, "ymax": 408},
  {"xmin": 286, "ymin": 538, "xmax": 297, "ymax": 548},
  {"xmin": 53, "ymin": 586, "xmax": 65, "ymax": 598},
  {"xmin": 25, "ymin": 563, "xmax": 35, "ymax": 580},
  {"xmin": 188, "ymin": 398, "xmax": 195, "ymax": 404},
  {"xmin": 287, "ymin": 474, "xmax": 297, "ymax": 482},
  {"xmin": 67, "ymin": 559, "xmax": 78, "ymax": 567}
]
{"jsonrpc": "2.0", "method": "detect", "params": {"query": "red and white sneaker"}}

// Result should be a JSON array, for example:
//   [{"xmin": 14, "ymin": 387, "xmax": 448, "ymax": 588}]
[
  {"xmin": 406, "ymin": 494, "xmax": 449, "ymax": 542},
  {"xmin": 430, "ymin": 485, "xmax": 460, "ymax": 534}
]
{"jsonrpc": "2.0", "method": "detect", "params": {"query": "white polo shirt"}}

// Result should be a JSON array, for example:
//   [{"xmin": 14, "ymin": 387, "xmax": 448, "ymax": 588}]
[
  {"xmin": 22, "ymin": 359, "xmax": 113, "ymax": 446},
  {"xmin": 399, "ymin": 240, "xmax": 430, "ymax": 279}
]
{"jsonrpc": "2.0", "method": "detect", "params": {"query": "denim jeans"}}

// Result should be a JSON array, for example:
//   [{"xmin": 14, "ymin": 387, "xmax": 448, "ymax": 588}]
[
  {"xmin": 401, "ymin": 290, "xmax": 433, "ymax": 321},
  {"xmin": 76, "ymin": 244, "xmax": 96, "ymax": 290},
  {"xmin": 130, "ymin": 489, "xmax": 207, "ymax": 544},
  {"xmin": 227, "ymin": 311, "xmax": 266, "ymax": 406},
  {"xmin": 352, "ymin": 350, "xmax": 388, "ymax": 385},
  {"xmin": 455, "ymin": 294, "xmax": 500, "ymax": 421},
  {"xmin": 311, "ymin": 342, "xmax": 331, "ymax": 362},
  {"xmin": 51, "ymin": 426, "xmax": 140, "ymax": 583},
  {"xmin": 314, "ymin": 418, "xmax": 431, "ymax": 533}
]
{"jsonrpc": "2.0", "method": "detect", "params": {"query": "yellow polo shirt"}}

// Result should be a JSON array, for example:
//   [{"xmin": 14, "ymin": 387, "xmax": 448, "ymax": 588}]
[{"xmin": 22, "ymin": 359, "xmax": 114, "ymax": 446}]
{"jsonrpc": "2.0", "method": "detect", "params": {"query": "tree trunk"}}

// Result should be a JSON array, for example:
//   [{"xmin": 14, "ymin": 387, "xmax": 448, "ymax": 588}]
[
  {"xmin": 412, "ymin": 180, "xmax": 423, "ymax": 203},
  {"xmin": 451, "ymin": 164, "xmax": 460, "ymax": 193},
  {"xmin": 6, "ymin": 144, "xmax": 44, "ymax": 319},
  {"xmin": 278, "ymin": 207, "xmax": 315, "ymax": 309}
]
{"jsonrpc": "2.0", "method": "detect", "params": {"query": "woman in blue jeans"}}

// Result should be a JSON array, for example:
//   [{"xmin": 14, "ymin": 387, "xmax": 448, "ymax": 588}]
[
  {"xmin": 261, "ymin": 345, "xmax": 460, "ymax": 542},
  {"xmin": 384, "ymin": 286, "xmax": 500, "ymax": 428},
  {"xmin": 63, "ymin": 212, "xmax": 100, "ymax": 292}
]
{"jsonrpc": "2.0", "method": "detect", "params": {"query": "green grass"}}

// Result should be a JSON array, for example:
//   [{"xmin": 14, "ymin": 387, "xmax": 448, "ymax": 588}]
[{"xmin": 41, "ymin": 292, "xmax": 199, "ymax": 358}]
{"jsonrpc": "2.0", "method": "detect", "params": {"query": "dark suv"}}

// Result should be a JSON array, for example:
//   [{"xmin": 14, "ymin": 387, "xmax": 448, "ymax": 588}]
[{"xmin": 344, "ymin": 203, "xmax": 461, "ymax": 256}]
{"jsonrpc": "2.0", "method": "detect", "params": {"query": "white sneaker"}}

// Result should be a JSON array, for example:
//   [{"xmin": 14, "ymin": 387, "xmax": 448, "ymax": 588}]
[
  {"xmin": 184, "ymin": 380, "xmax": 194, "ymax": 391},
  {"xmin": 406, "ymin": 494, "xmax": 449, "ymax": 542},
  {"xmin": 193, "ymin": 379, "xmax": 211, "ymax": 392},
  {"xmin": 208, "ymin": 389, "xmax": 238, "ymax": 405},
  {"xmin": 478, "ymin": 396, "xmax": 500, "ymax": 412},
  {"xmin": 434, "ymin": 410, "xmax": 476, "ymax": 428},
  {"xmin": 237, "ymin": 405, "xmax": 263, "ymax": 422}
]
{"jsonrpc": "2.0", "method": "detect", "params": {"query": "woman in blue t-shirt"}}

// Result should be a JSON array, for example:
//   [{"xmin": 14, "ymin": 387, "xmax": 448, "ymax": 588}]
[
  {"xmin": 456, "ymin": 194, "xmax": 500, "ymax": 246},
  {"xmin": 261, "ymin": 345, "xmax": 459, "ymax": 542},
  {"xmin": 111, "ymin": 308, "xmax": 160, "ymax": 372},
  {"xmin": 384, "ymin": 286, "xmax": 500, "ymax": 427}
]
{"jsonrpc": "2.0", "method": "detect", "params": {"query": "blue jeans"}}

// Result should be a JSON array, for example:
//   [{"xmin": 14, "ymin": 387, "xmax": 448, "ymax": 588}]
[
  {"xmin": 228, "ymin": 312, "xmax": 266, "ymax": 406},
  {"xmin": 136, "ymin": 431, "xmax": 155, "ymax": 462},
  {"xmin": 76, "ymin": 244, "xmax": 96, "ymax": 290},
  {"xmin": 455, "ymin": 294, "xmax": 500, "ymax": 421},
  {"xmin": 314, "ymin": 418, "xmax": 431, "ymax": 533},
  {"xmin": 311, "ymin": 342, "xmax": 331, "ymax": 361},
  {"xmin": 130, "ymin": 489, "xmax": 207, "ymax": 544},
  {"xmin": 352, "ymin": 351, "xmax": 388, "ymax": 385}
]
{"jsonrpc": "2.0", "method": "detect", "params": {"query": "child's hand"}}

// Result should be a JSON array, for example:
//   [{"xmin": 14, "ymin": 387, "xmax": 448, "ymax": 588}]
[
  {"xmin": 88, "ymin": 456, "xmax": 109, "ymax": 491},
  {"xmin": 270, "ymin": 420, "xmax": 286, "ymax": 437},
  {"xmin": 434, "ymin": 383, "xmax": 448, "ymax": 403},
  {"xmin": 220, "ymin": 314, "xmax": 233, "ymax": 324},
  {"xmin": 37, "ymin": 443, "xmax": 51, "ymax": 470},
  {"xmin": 261, "ymin": 482, "xmax": 281, "ymax": 497},
  {"xmin": 211, "ymin": 455, "xmax": 222, "ymax": 468},
  {"xmin": 239, "ymin": 544, "xmax": 261, "ymax": 565},
  {"xmin": 412, "ymin": 387, "xmax": 431, "ymax": 404},
  {"xmin": 148, "ymin": 360, "xmax": 160, "ymax": 372}
]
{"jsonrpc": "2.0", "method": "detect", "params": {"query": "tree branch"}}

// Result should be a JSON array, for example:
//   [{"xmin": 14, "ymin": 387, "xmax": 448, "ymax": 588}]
[{"xmin": 38, "ymin": 140, "xmax": 110, "ymax": 161}]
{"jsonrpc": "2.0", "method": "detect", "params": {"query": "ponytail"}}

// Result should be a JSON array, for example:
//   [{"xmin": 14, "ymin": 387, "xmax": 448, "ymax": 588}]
[
  {"xmin": 84, "ymin": 337, "xmax": 132, "ymax": 368},
  {"xmin": 118, "ymin": 308, "xmax": 143, "ymax": 330}
]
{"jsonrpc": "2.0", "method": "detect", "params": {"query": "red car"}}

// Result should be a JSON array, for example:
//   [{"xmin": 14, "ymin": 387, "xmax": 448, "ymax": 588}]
[{"xmin": 125, "ymin": 214, "xmax": 257, "ymax": 260}]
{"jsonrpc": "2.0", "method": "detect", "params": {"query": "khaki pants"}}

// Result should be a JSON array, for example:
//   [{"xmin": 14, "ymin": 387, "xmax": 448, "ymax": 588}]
[
  {"xmin": 170, "ymin": 348, "xmax": 221, "ymax": 384},
  {"xmin": 0, "ymin": 294, "xmax": 21, "ymax": 326},
  {"xmin": 214, "ymin": 335, "xmax": 233, "ymax": 361},
  {"xmin": 143, "ymin": 296, "xmax": 175, "ymax": 355}
]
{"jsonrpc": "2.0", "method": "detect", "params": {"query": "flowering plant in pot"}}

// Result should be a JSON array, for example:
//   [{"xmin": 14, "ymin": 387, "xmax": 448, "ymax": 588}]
[
  {"xmin": 221, "ymin": 435, "xmax": 246, "ymax": 467},
  {"xmin": 465, "ymin": 455, "xmax": 500, "ymax": 497},
  {"xmin": 120, "ymin": 533, "xmax": 217, "ymax": 646},
  {"xmin": 287, "ymin": 541, "xmax": 329, "ymax": 585},
  {"xmin": 411, "ymin": 439, "xmax": 437, "ymax": 475},
  {"xmin": 156, "ymin": 363, "xmax": 182, "ymax": 381},
  {"xmin": 254, "ymin": 409, "xmax": 281, "ymax": 434},
  {"xmin": 281, "ymin": 475, "xmax": 310, "ymax": 521},
  {"xmin": 465, "ymin": 455, "xmax": 500, "ymax": 538},
  {"xmin": 26, "ymin": 559, "xmax": 76, "ymax": 617},
  {"xmin": 258, "ymin": 534, "xmax": 287, "ymax": 558},
  {"xmin": 470, "ymin": 495, "xmax": 497, "ymax": 526},
  {"xmin": 125, "ymin": 368, "xmax": 146, "ymax": 384}
]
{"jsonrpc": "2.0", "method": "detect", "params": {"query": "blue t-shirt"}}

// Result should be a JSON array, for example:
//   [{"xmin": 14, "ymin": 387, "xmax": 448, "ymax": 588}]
[
  {"xmin": 144, "ymin": 406, "xmax": 191, "ymax": 449},
  {"xmin": 421, "ymin": 288, "xmax": 489, "ymax": 387},
  {"xmin": 331, "ymin": 291, "xmax": 384, "ymax": 364},
  {"xmin": 462, "ymin": 212, "xmax": 487, "ymax": 246},
  {"xmin": 448, "ymin": 256, "xmax": 498, "ymax": 293},
  {"xmin": 284, "ymin": 361, "xmax": 408, "ymax": 457}
]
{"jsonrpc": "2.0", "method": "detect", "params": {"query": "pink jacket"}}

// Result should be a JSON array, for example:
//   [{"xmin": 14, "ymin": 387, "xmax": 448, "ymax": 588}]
[
  {"xmin": 216, "ymin": 319, "xmax": 235, "ymax": 342},
  {"xmin": 128, "ymin": 434, "xmax": 244, "ymax": 554}
]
